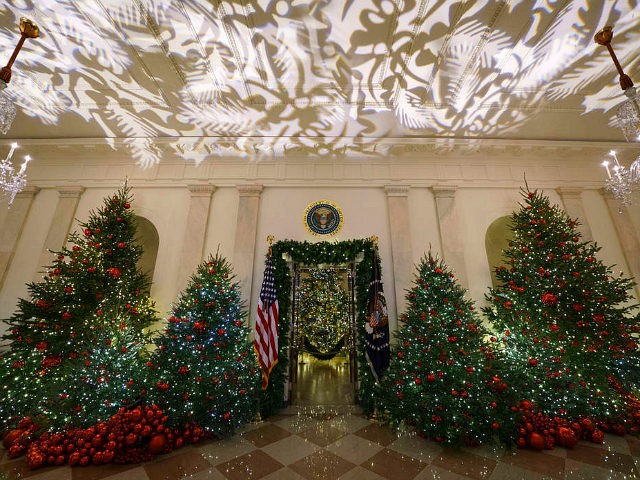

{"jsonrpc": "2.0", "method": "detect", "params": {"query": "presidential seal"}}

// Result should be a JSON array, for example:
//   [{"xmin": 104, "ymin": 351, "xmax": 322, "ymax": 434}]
[{"xmin": 304, "ymin": 201, "xmax": 343, "ymax": 236}]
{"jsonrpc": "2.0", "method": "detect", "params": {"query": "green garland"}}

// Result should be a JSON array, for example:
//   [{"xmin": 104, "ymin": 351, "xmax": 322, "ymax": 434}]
[
  {"xmin": 303, "ymin": 336, "xmax": 346, "ymax": 360},
  {"xmin": 259, "ymin": 239, "xmax": 379, "ymax": 417}
]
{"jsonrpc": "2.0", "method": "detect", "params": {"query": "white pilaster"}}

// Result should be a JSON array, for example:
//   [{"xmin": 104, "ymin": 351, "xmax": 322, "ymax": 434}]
[
  {"xmin": 34, "ymin": 186, "xmax": 85, "ymax": 281},
  {"xmin": 233, "ymin": 184, "xmax": 264, "ymax": 311},
  {"xmin": 557, "ymin": 187, "xmax": 593, "ymax": 242},
  {"xmin": 385, "ymin": 185, "xmax": 412, "ymax": 317},
  {"xmin": 176, "ymin": 184, "xmax": 216, "ymax": 291},
  {"xmin": 432, "ymin": 185, "xmax": 468, "ymax": 289},
  {"xmin": 0, "ymin": 187, "xmax": 40, "ymax": 290}
]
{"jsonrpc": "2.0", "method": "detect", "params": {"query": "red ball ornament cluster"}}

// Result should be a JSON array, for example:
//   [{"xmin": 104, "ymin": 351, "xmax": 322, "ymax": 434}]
[
  {"xmin": 2, "ymin": 405, "xmax": 207, "ymax": 470},
  {"xmin": 513, "ymin": 400, "xmax": 627, "ymax": 451}
]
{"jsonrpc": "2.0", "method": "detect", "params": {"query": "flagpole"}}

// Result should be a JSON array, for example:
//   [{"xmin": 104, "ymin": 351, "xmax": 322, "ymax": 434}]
[{"xmin": 370, "ymin": 235, "xmax": 379, "ymax": 298}]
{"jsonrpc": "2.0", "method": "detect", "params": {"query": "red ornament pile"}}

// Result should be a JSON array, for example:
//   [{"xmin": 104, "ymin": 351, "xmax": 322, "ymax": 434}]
[
  {"xmin": 2, "ymin": 417, "xmax": 40, "ymax": 459},
  {"xmin": 0, "ymin": 405, "xmax": 207, "ymax": 469},
  {"xmin": 514, "ymin": 400, "xmax": 627, "ymax": 451}
]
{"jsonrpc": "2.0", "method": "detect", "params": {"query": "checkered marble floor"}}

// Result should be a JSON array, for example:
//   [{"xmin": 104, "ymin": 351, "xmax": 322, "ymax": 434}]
[{"xmin": 2, "ymin": 405, "xmax": 640, "ymax": 480}]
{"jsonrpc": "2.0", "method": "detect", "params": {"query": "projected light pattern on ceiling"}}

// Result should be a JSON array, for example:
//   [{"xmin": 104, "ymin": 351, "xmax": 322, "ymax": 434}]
[{"xmin": 0, "ymin": 0, "xmax": 638, "ymax": 166}]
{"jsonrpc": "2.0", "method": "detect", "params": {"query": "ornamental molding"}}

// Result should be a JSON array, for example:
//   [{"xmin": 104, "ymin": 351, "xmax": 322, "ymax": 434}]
[
  {"xmin": 12, "ymin": 137, "xmax": 637, "ymax": 164},
  {"xmin": 187, "ymin": 184, "xmax": 216, "ymax": 195},
  {"xmin": 57, "ymin": 186, "xmax": 85, "ymax": 198},
  {"xmin": 556, "ymin": 187, "xmax": 584, "ymax": 199},
  {"xmin": 236, "ymin": 184, "xmax": 264, "ymax": 197},
  {"xmin": 15, "ymin": 186, "xmax": 40, "ymax": 199},
  {"xmin": 431, "ymin": 185, "xmax": 458, "ymax": 198},
  {"xmin": 384, "ymin": 185, "xmax": 410, "ymax": 197}
]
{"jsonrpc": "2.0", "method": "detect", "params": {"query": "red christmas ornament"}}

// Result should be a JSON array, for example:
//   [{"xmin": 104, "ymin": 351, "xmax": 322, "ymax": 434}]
[
  {"xmin": 557, "ymin": 427, "xmax": 577, "ymax": 448},
  {"xmin": 581, "ymin": 418, "xmax": 595, "ymax": 433},
  {"xmin": 8, "ymin": 444, "xmax": 26, "ymax": 458},
  {"xmin": 84, "ymin": 228, "xmax": 92, "ymax": 236},
  {"xmin": 2, "ymin": 430, "xmax": 24, "ymax": 449},
  {"xmin": 117, "ymin": 242, "xmax": 126, "ymax": 249},
  {"xmin": 107, "ymin": 267, "xmax": 122, "ymax": 279},
  {"xmin": 504, "ymin": 301, "xmax": 512, "ymax": 309},
  {"xmin": 528, "ymin": 432, "xmax": 544, "ymax": 450},
  {"xmin": 541, "ymin": 293, "xmax": 558, "ymax": 306},
  {"xmin": 427, "ymin": 373, "xmax": 436, "ymax": 382},
  {"xmin": 193, "ymin": 321, "xmax": 205, "ymax": 333},
  {"xmin": 26, "ymin": 451, "xmax": 44, "ymax": 468},
  {"xmin": 124, "ymin": 203, "xmax": 131, "ymax": 209},
  {"xmin": 148, "ymin": 434, "xmax": 167, "ymax": 455},
  {"xmin": 591, "ymin": 429, "xmax": 604, "ymax": 444}
]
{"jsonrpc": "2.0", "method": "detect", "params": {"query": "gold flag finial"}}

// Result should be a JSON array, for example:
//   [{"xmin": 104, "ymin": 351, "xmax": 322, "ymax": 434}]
[{"xmin": 267, "ymin": 235, "xmax": 275, "ymax": 256}]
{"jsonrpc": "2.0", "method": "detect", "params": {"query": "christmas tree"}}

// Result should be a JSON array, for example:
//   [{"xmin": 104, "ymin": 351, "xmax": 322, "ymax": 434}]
[
  {"xmin": 381, "ymin": 252, "xmax": 514, "ymax": 446},
  {"xmin": 0, "ymin": 185, "xmax": 157, "ymax": 434},
  {"xmin": 147, "ymin": 254, "xmax": 259, "ymax": 438},
  {"xmin": 297, "ymin": 268, "xmax": 350, "ymax": 358},
  {"xmin": 484, "ymin": 189, "xmax": 639, "ymax": 422}
]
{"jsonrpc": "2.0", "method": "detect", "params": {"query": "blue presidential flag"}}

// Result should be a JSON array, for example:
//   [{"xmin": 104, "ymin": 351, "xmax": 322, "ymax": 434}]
[{"xmin": 364, "ymin": 249, "xmax": 390, "ymax": 382}]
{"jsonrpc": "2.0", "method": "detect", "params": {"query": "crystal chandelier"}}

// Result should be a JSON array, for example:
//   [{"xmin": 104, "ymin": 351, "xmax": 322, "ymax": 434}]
[
  {"xmin": 0, "ymin": 17, "xmax": 40, "ymax": 135},
  {"xmin": 594, "ymin": 26, "xmax": 640, "ymax": 207},
  {"xmin": 0, "ymin": 142, "xmax": 31, "ymax": 205},
  {"xmin": 601, "ymin": 151, "xmax": 635, "ymax": 207}
]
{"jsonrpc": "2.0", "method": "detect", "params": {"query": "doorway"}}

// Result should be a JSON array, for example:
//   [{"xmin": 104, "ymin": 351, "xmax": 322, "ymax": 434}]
[{"xmin": 289, "ymin": 264, "xmax": 357, "ymax": 406}]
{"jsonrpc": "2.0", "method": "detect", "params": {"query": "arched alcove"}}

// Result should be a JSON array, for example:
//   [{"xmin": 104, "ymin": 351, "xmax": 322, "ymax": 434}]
[
  {"xmin": 485, "ymin": 216, "xmax": 513, "ymax": 288},
  {"xmin": 134, "ymin": 215, "xmax": 159, "ymax": 290}
]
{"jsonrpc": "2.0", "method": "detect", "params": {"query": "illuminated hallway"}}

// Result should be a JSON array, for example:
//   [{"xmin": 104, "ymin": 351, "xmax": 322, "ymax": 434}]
[{"xmin": 291, "ymin": 353, "xmax": 355, "ymax": 407}]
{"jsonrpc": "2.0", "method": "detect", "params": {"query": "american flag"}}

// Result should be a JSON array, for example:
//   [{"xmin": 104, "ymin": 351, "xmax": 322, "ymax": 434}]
[{"xmin": 254, "ymin": 255, "xmax": 279, "ymax": 390}]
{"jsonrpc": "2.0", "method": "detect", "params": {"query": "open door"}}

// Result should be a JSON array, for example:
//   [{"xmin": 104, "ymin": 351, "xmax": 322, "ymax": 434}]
[{"xmin": 288, "ymin": 264, "xmax": 357, "ymax": 406}]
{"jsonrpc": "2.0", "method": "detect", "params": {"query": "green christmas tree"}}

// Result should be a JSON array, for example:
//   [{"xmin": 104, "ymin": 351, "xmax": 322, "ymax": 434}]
[
  {"xmin": 297, "ymin": 268, "xmax": 350, "ymax": 357},
  {"xmin": 381, "ymin": 252, "xmax": 514, "ymax": 446},
  {"xmin": 484, "ymin": 189, "xmax": 639, "ymax": 421},
  {"xmin": 147, "ymin": 254, "xmax": 259, "ymax": 438},
  {"xmin": 0, "ymin": 185, "xmax": 157, "ymax": 432}
]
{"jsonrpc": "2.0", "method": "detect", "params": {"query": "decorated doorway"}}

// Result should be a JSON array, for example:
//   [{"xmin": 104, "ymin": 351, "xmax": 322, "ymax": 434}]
[
  {"xmin": 258, "ymin": 239, "xmax": 381, "ymax": 417},
  {"xmin": 290, "ymin": 264, "xmax": 357, "ymax": 405}
]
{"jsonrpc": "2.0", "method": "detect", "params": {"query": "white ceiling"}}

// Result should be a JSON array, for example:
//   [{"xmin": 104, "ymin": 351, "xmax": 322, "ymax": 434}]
[{"xmin": 0, "ymin": 1, "xmax": 639, "ymax": 166}]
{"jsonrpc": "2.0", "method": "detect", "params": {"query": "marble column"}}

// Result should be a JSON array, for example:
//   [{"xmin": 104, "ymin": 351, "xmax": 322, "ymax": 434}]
[
  {"xmin": 0, "ymin": 187, "xmax": 40, "ymax": 290},
  {"xmin": 385, "ymin": 185, "xmax": 412, "ymax": 318},
  {"xmin": 176, "ymin": 184, "xmax": 216, "ymax": 291},
  {"xmin": 34, "ymin": 186, "xmax": 85, "ymax": 281},
  {"xmin": 600, "ymin": 189, "xmax": 640, "ymax": 296},
  {"xmin": 432, "ymin": 185, "xmax": 468, "ymax": 288},
  {"xmin": 233, "ymin": 184, "xmax": 263, "ymax": 313},
  {"xmin": 557, "ymin": 187, "xmax": 593, "ymax": 242}
]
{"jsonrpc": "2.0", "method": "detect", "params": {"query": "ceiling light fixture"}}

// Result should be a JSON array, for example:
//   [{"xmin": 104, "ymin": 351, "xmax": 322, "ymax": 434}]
[
  {"xmin": 0, "ymin": 17, "xmax": 40, "ymax": 135},
  {"xmin": 601, "ymin": 150, "xmax": 634, "ymax": 207},
  {"xmin": 0, "ymin": 142, "xmax": 31, "ymax": 205},
  {"xmin": 595, "ymin": 26, "xmax": 640, "ymax": 143},
  {"xmin": 594, "ymin": 26, "xmax": 640, "ymax": 207}
]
